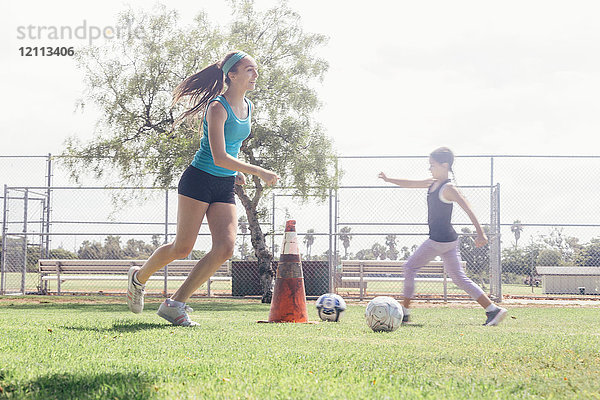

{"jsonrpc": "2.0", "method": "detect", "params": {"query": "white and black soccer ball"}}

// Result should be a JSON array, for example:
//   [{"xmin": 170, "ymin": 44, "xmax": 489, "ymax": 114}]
[
  {"xmin": 315, "ymin": 293, "xmax": 347, "ymax": 322},
  {"xmin": 365, "ymin": 296, "xmax": 403, "ymax": 332}
]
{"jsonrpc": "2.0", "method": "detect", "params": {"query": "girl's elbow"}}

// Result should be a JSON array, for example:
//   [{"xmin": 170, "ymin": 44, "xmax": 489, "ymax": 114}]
[{"xmin": 212, "ymin": 153, "xmax": 228, "ymax": 167}]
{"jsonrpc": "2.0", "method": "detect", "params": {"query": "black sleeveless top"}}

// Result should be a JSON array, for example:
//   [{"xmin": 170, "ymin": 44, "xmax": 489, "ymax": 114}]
[{"xmin": 427, "ymin": 179, "xmax": 458, "ymax": 242}]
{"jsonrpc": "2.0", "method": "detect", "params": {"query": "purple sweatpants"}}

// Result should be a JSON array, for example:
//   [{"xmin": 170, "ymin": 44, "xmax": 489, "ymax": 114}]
[{"xmin": 403, "ymin": 238, "xmax": 485, "ymax": 300}]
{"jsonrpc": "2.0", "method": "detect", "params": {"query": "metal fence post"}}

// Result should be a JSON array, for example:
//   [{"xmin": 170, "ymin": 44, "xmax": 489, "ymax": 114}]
[
  {"xmin": 328, "ymin": 189, "xmax": 333, "ymax": 293},
  {"xmin": 44, "ymin": 154, "xmax": 52, "ymax": 258},
  {"xmin": 1, "ymin": 185, "xmax": 8, "ymax": 295},
  {"xmin": 21, "ymin": 189, "xmax": 28, "ymax": 294},
  {"xmin": 495, "ymin": 183, "xmax": 502, "ymax": 301},
  {"xmin": 488, "ymin": 157, "xmax": 498, "ymax": 300},
  {"xmin": 272, "ymin": 193, "xmax": 276, "ymax": 256},
  {"xmin": 489, "ymin": 182, "xmax": 502, "ymax": 302},
  {"xmin": 163, "ymin": 189, "xmax": 169, "ymax": 296}
]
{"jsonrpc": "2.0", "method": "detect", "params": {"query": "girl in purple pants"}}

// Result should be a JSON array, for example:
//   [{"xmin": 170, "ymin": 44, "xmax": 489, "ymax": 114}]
[{"xmin": 378, "ymin": 147, "xmax": 507, "ymax": 326}]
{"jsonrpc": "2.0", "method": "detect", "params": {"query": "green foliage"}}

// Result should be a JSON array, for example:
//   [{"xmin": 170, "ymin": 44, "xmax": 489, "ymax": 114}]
[
  {"xmin": 573, "ymin": 239, "xmax": 600, "ymax": 266},
  {"xmin": 385, "ymin": 234, "xmax": 399, "ymax": 260},
  {"xmin": 303, "ymin": 229, "xmax": 315, "ymax": 260},
  {"xmin": 190, "ymin": 250, "xmax": 207, "ymax": 260},
  {"xmin": 123, "ymin": 239, "xmax": 157, "ymax": 259},
  {"xmin": 355, "ymin": 248, "xmax": 375, "ymax": 260},
  {"xmin": 62, "ymin": 1, "xmax": 337, "ymax": 198},
  {"xmin": 501, "ymin": 246, "xmax": 530, "ymax": 276},
  {"xmin": 371, "ymin": 243, "xmax": 387, "ymax": 260},
  {"xmin": 339, "ymin": 226, "xmax": 352, "ymax": 260},
  {"xmin": 459, "ymin": 227, "xmax": 489, "ymax": 277},
  {"xmin": 536, "ymin": 248, "xmax": 562, "ymax": 266},
  {"xmin": 77, "ymin": 236, "xmax": 159, "ymax": 260},
  {"xmin": 49, "ymin": 248, "xmax": 78, "ymax": 259}
]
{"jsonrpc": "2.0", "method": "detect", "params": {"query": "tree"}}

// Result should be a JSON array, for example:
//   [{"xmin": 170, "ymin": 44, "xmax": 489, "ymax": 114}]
[
  {"xmin": 355, "ymin": 248, "xmax": 375, "ymax": 260},
  {"xmin": 385, "ymin": 234, "xmax": 399, "ymax": 260},
  {"xmin": 339, "ymin": 226, "xmax": 352, "ymax": 260},
  {"xmin": 541, "ymin": 227, "xmax": 578, "ymax": 263},
  {"xmin": 501, "ymin": 246, "xmax": 529, "ymax": 276},
  {"xmin": 371, "ymin": 243, "xmax": 386, "ymax": 260},
  {"xmin": 123, "ymin": 238, "xmax": 157, "ymax": 259},
  {"xmin": 459, "ymin": 227, "xmax": 489, "ymax": 279},
  {"xmin": 400, "ymin": 246, "xmax": 412, "ymax": 260},
  {"xmin": 574, "ymin": 238, "xmax": 600, "ymax": 266},
  {"xmin": 511, "ymin": 220, "xmax": 523, "ymax": 247},
  {"xmin": 78, "ymin": 240, "xmax": 103, "ymax": 259},
  {"xmin": 63, "ymin": 2, "xmax": 337, "ymax": 302},
  {"xmin": 303, "ymin": 229, "xmax": 315, "ymax": 260},
  {"xmin": 238, "ymin": 215, "xmax": 249, "ymax": 260},
  {"xmin": 50, "ymin": 248, "xmax": 78, "ymax": 260},
  {"xmin": 102, "ymin": 236, "xmax": 124, "ymax": 259},
  {"xmin": 536, "ymin": 249, "xmax": 562, "ymax": 266}
]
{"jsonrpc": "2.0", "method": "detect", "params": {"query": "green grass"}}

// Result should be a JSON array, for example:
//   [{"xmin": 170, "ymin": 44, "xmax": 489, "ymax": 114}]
[{"xmin": 1, "ymin": 297, "xmax": 599, "ymax": 399}]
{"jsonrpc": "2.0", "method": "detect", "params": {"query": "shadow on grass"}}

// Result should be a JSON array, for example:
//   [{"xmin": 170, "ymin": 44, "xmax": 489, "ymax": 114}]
[
  {"xmin": 185, "ymin": 301, "xmax": 267, "ymax": 313},
  {"xmin": 0, "ymin": 303, "xmax": 126, "ymax": 312},
  {"xmin": 401, "ymin": 323, "xmax": 425, "ymax": 328},
  {"xmin": 0, "ymin": 371, "xmax": 157, "ymax": 400},
  {"xmin": 62, "ymin": 321, "xmax": 168, "ymax": 333},
  {"xmin": 0, "ymin": 300, "xmax": 265, "ymax": 313}
]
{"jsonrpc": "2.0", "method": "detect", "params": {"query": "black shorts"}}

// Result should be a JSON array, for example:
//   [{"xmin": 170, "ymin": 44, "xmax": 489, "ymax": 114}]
[{"xmin": 177, "ymin": 165, "xmax": 236, "ymax": 204}]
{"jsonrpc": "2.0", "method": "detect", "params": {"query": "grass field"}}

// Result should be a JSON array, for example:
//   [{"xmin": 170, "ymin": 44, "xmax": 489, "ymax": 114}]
[{"xmin": 1, "ymin": 297, "xmax": 599, "ymax": 399}]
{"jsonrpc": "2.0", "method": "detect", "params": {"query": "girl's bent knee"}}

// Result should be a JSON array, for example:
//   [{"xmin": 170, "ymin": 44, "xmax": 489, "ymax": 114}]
[
  {"xmin": 170, "ymin": 243, "xmax": 194, "ymax": 259},
  {"xmin": 213, "ymin": 244, "xmax": 234, "ymax": 261}
]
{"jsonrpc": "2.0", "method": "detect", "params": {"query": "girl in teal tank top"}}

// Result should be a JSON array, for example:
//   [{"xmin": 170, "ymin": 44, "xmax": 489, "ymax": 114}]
[
  {"xmin": 126, "ymin": 51, "xmax": 279, "ymax": 326},
  {"xmin": 191, "ymin": 94, "xmax": 253, "ymax": 177}
]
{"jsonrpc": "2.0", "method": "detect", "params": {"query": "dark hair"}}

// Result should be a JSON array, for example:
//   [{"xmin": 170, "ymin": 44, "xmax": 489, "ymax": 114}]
[
  {"xmin": 171, "ymin": 51, "xmax": 245, "ymax": 125},
  {"xmin": 430, "ymin": 147, "xmax": 454, "ymax": 172}
]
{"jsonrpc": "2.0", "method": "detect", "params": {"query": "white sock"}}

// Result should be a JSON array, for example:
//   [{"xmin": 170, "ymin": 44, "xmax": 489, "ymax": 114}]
[
  {"xmin": 132, "ymin": 271, "xmax": 143, "ymax": 286},
  {"xmin": 485, "ymin": 304, "xmax": 499, "ymax": 313},
  {"xmin": 402, "ymin": 306, "xmax": 410, "ymax": 315},
  {"xmin": 166, "ymin": 298, "xmax": 185, "ymax": 308}
]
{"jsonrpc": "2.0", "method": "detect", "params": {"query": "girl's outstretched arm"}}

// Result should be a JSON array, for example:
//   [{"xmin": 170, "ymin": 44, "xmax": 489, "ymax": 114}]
[
  {"xmin": 378, "ymin": 172, "xmax": 433, "ymax": 188},
  {"xmin": 442, "ymin": 184, "xmax": 488, "ymax": 247}
]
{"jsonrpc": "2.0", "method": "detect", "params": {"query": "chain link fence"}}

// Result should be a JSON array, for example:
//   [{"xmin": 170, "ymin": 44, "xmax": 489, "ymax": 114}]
[{"xmin": 1, "ymin": 154, "xmax": 599, "ymax": 300}]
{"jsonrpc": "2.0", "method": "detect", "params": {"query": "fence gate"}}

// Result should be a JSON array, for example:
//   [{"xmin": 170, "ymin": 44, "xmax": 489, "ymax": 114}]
[{"xmin": 1, "ymin": 186, "xmax": 47, "ymax": 295}]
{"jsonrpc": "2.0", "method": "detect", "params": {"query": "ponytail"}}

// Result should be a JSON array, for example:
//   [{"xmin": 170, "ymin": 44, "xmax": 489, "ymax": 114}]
[
  {"xmin": 171, "ymin": 51, "xmax": 246, "ymax": 127},
  {"xmin": 451, "ymin": 170, "xmax": 459, "ymax": 187},
  {"xmin": 171, "ymin": 62, "xmax": 224, "ymax": 126}
]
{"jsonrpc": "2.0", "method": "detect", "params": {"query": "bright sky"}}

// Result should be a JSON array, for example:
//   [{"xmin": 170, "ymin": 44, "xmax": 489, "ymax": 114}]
[
  {"xmin": 1, "ymin": 0, "xmax": 600, "ymax": 251},
  {"xmin": 2, "ymin": 0, "xmax": 600, "ymax": 157}
]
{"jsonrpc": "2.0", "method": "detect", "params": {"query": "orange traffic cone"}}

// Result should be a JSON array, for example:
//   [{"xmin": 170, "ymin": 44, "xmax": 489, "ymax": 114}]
[{"xmin": 263, "ymin": 220, "xmax": 313, "ymax": 323}]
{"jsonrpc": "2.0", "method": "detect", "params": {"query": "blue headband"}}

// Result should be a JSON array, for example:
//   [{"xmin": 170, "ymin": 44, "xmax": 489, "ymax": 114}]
[{"xmin": 222, "ymin": 51, "xmax": 248, "ymax": 78}]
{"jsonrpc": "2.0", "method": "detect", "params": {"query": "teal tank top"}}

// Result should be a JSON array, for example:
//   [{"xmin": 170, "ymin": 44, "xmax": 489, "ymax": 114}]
[{"xmin": 191, "ymin": 95, "xmax": 252, "ymax": 177}]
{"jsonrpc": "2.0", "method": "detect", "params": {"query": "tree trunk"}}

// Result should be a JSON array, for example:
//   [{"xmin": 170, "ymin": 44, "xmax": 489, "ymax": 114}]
[{"xmin": 234, "ymin": 185, "xmax": 274, "ymax": 303}]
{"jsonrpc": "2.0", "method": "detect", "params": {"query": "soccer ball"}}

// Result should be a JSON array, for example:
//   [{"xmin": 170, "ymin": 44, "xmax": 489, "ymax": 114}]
[
  {"xmin": 365, "ymin": 296, "xmax": 403, "ymax": 332},
  {"xmin": 315, "ymin": 293, "xmax": 347, "ymax": 322}
]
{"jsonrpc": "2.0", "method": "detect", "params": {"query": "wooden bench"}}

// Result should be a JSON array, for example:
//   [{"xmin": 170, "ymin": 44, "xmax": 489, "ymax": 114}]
[
  {"xmin": 336, "ymin": 260, "xmax": 466, "ymax": 301},
  {"xmin": 38, "ymin": 259, "xmax": 231, "ymax": 296}
]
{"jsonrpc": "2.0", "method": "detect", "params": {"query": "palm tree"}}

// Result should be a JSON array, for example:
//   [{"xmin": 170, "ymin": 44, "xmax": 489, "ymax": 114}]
[
  {"xmin": 339, "ymin": 226, "xmax": 352, "ymax": 259},
  {"xmin": 303, "ymin": 229, "xmax": 315, "ymax": 260},
  {"xmin": 385, "ymin": 234, "xmax": 399, "ymax": 260},
  {"xmin": 371, "ymin": 243, "xmax": 387, "ymax": 260},
  {"xmin": 511, "ymin": 220, "xmax": 523, "ymax": 248}
]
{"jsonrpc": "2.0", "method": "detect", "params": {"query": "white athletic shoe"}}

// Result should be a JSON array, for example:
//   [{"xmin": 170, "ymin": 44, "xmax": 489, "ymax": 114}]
[
  {"xmin": 157, "ymin": 300, "xmax": 199, "ymax": 327},
  {"xmin": 127, "ymin": 266, "xmax": 145, "ymax": 314},
  {"xmin": 483, "ymin": 307, "xmax": 508, "ymax": 326}
]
